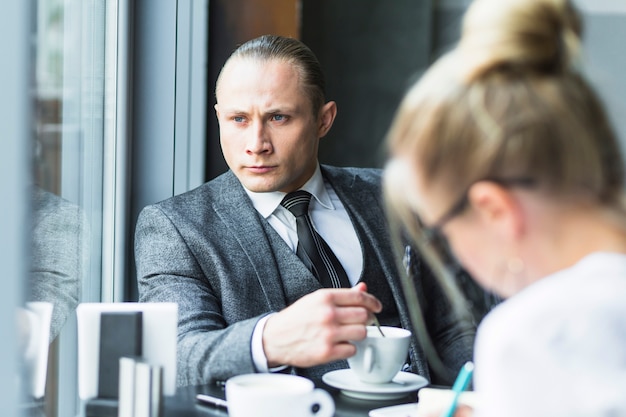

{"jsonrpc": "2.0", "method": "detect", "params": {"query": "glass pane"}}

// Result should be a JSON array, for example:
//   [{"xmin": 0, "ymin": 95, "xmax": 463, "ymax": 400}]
[
  {"xmin": 33, "ymin": 0, "xmax": 86, "ymax": 342},
  {"xmin": 28, "ymin": 0, "xmax": 112, "ymax": 414}
]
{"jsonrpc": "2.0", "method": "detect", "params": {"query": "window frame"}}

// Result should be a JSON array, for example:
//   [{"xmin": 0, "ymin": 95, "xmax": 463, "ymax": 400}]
[{"xmin": 0, "ymin": 2, "xmax": 32, "ymax": 415}]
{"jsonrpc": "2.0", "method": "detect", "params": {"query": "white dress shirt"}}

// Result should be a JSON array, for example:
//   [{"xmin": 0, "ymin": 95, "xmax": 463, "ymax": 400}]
[{"xmin": 244, "ymin": 165, "xmax": 363, "ymax": 372}]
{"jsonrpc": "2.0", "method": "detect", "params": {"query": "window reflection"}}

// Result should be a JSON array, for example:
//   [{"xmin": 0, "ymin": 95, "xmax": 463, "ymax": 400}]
[
  {"xmin": 28, "ymin": 0, "xmax": 110, "ymax": 415},
  {"xmin": 31, "ymin": 0, "xmax": 85, "ymax": 340},
  {"xmin": 30, "ymin": 186, "xmax": 86, "ymax": 342},
  {"xmin": 34, "ymin": 0, "xmax": 64, "ymax": 195}
]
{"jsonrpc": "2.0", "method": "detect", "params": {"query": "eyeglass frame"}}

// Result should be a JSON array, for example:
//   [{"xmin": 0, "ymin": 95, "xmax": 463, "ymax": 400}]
[{"xmin": 417, "ymin": 177, "xmax": 537, "ymax": 267}]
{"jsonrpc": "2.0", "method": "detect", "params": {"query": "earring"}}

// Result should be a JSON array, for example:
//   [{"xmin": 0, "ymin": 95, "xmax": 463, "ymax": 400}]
[{"xmin": 506, "ymin": 257, "xmax": 525, "ymax": 275}]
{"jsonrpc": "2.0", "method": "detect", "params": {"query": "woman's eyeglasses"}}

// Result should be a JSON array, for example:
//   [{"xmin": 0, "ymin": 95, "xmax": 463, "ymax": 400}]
[{"xmin": 417, "ymin": 177, "xmax": 536, "ymax": 268}]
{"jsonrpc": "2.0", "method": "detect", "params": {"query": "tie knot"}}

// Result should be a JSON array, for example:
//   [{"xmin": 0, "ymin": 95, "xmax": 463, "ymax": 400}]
[{"xmin": 281, "ymin": 190, "xmax": 312, "ymax": 217}]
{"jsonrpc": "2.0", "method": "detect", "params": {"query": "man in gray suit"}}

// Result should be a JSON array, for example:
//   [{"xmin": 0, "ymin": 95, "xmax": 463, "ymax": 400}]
[{"xmin": 135, "ymin": 35, "xmax": 474, "ymax": 387}]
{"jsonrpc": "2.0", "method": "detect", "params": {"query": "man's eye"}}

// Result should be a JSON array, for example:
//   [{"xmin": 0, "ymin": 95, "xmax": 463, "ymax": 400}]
[
  {"xmin": 233, "ymin": 116, "xmax": 244, "ymax": 123},
  {"xmin": 271, "ymin": 114, "xmax": 286, "ymax": 122}
]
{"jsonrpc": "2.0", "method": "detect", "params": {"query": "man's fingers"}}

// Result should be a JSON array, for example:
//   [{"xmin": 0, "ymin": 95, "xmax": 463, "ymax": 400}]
[
  {"xmin": 328, "ymin": 287, "xmax": 382, "ymax": 312},
  {"xmin": 325, "ymin": 341, "xmax": 358, "ymax": 362},
  {"xmin": 331, "ymin": 323, "xmax": 369, "ymax": 344},
  {"xmin": 332, "ymin": 306, "xmax": 374, "ymax": 325}
]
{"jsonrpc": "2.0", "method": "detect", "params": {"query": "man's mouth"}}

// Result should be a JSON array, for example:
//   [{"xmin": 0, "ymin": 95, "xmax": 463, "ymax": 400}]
[{"xmin": 246, "ymin": 165, "xmax": 276, "ymax": 174}]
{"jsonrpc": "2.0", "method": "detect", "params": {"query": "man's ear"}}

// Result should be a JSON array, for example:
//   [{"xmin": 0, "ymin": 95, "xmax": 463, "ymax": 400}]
[
  {"xmin": 318, "ymin": 101, "xmax": 337, "ymax": 138},
  {"xmin": 468, "ymin": 181, "xmax": 524, "ymax": 239},
  {"xmin": 214, "ymin": 103, "xmax": 220, "ymax": 120}
]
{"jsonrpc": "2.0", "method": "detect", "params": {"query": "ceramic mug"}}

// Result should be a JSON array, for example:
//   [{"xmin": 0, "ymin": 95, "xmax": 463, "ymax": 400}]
[
  {"xmin": 225, "ymin": 373, "xmax": 335, "ymax": 417},
  {"xmin": 348, "ymin": 326, "xmax": 411, "ymax": 384}
]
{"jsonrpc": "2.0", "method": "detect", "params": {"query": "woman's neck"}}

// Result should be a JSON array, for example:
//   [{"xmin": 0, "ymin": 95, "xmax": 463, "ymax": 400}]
[{"xmin": 521, "ymin": 203, "xmax": 626, "ymax": 287}]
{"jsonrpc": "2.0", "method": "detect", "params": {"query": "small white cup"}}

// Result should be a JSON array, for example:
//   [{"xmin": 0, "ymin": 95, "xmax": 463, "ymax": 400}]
[
  {"xmin": 348, "ymin": 326, "xmax": 411, "ymax": 384},
  {"xmin": 225, "ymin": 373, "xmax": 335, "ymax": 417},
  {"xmin": 416, "ymin": 387, "xmax": 480, "ymax": 415}
]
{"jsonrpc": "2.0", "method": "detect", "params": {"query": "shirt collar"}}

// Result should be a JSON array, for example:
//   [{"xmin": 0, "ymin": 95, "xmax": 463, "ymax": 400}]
[{"xmin": 244, "ymin": 165, "xmax": 334, "ymax": 219}]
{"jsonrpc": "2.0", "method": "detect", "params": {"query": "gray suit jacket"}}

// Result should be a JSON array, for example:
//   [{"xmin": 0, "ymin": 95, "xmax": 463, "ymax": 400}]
[{"xmin": 135, "ymin": 166, "xmax": 474, "ymax": 386}]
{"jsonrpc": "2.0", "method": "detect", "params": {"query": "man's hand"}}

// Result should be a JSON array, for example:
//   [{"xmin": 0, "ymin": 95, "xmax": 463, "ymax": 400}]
[{"xmin": 262, "ymin": 282, "xmax": 382, "ymax": 368}]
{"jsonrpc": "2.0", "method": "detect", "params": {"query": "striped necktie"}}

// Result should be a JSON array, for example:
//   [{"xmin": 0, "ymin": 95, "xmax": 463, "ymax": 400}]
[{"xmin": 281, "ymin": 190, "xmax": 350, "ymax": 288}]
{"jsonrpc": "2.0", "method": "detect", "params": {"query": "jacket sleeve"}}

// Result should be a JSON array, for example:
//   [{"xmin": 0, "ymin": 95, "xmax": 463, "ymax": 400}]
[{"xmin": 135, "ymin": 204, "xmax": 261, "ymax": 386}]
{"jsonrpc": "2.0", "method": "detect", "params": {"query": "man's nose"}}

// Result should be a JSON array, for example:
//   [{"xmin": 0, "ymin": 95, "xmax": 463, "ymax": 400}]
[{"xmin": 245, "ymin": 121, "xmax": 271, "ymax": 154}]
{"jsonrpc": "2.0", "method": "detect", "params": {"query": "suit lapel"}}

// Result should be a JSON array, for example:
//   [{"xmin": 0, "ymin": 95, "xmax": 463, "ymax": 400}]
[
  {"xmin": 324, "ymin": 170, "xmax": 384, "ymax": 231},
  {"xmin": 212, "ymin": 172, "xmax": 289, "ymax": 311},
  {"xmin": 321, "ymin": 166, "xmax": 391, "ymax": 268},
  {"xmin": 322, "ymin": 166, "xmax": 418, "ymax": 358}
]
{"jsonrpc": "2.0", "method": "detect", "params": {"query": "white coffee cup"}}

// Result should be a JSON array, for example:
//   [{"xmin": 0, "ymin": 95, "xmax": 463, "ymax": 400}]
[
  {"xmin": 225, "ymin": 373, "xmax": 335, "ymax": 417},
  {"xmin": 347, "ymin": 326, "xmax": 411, "ymax": 384}
]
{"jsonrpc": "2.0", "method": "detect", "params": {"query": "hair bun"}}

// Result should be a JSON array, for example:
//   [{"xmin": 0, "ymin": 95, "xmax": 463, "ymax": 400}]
[{"xmin": 458, "ymin": 0, "xmax": 582, "ymax": 82}]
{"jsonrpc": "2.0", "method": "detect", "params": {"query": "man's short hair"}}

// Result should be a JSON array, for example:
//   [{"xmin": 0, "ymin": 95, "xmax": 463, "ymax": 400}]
[{"xmin": 217, "ymin": 35, "xmax": 327, "ymax": 114}]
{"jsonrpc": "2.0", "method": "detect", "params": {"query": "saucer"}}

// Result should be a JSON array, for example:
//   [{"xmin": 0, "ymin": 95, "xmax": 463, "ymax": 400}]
[{"xmin": 322, "ymin": 369, "xmax": 428, "ymax": 400}]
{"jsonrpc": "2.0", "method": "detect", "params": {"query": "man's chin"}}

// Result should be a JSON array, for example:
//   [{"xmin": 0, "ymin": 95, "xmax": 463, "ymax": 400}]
[{"xmin": 239, "ymin": 178, "xmax": 280, "ymax": 193}]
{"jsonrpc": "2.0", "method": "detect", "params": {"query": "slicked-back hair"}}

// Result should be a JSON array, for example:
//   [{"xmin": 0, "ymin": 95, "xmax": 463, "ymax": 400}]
[{"xmin": 216, "ymin": 35, "xmax": 327, "ymax": 115}]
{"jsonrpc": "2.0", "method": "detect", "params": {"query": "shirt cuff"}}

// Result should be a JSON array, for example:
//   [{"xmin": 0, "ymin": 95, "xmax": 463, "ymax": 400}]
[{"xmin": 251, "ymin": 313, "xmax": 288, "ymax": 373}]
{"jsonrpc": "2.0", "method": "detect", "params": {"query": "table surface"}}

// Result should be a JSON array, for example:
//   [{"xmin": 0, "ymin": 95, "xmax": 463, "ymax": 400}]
[{"xmin": 165, "ymin": 380, "xmax": 420, "ymax": 417}]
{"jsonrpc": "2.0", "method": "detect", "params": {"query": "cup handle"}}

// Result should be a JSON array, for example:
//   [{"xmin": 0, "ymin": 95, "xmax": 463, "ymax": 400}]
[
  {"xmin": 363, "ymin": 344, "xmax": 375, "ymax": 373},
  {"xmin": 309, "ymin": 388, "xmax": 335, "ymax": 417}
]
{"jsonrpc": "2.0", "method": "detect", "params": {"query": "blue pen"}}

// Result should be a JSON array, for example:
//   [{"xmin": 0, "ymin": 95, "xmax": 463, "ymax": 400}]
[{"xmin": 439, "ymin": 361, "xmax": 474, "ymax": 417}]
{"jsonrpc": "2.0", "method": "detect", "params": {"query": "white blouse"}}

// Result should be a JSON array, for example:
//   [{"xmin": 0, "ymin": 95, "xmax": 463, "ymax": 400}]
[{"xmin": 474, "ymin": 252, "xmax": 626, "ymax": 417}]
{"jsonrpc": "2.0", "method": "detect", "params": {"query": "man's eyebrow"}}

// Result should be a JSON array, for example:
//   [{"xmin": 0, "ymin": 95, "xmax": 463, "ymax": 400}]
[
  {"xmin": 218, "ymin": 105, "xmax": 303, "ymax": 115},
  {"xmin": 266, "ymin": 105, "xmax": 300, "ymax": 114},
  {"xmin": 219, "ymin": 107, "xmax": 247, "ymax": 114}
]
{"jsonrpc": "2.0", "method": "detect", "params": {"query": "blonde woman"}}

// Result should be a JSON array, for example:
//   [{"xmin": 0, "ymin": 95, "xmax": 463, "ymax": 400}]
[{"xmin": 384, "ymin": 0, "xmax": 626, "ymax": 416}]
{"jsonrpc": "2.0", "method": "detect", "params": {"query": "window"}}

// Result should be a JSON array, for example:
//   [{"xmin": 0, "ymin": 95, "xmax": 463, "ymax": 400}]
[
  {"xmin": 21, "ymin": 0, "xmax": 208, "ymax": 414},
  {"xmin": 32, "ymin": 0, "xmax": 121, "ymax": 414}
]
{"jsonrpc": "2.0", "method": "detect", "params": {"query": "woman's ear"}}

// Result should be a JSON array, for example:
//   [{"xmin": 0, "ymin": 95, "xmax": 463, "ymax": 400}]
[
  {"xmin": 318, "ymin": 101, "xmax": 337, "ymax": 138},
  {"xmin": 467, "ymin": 181, "xmax": 525, "ymax": 240}
]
